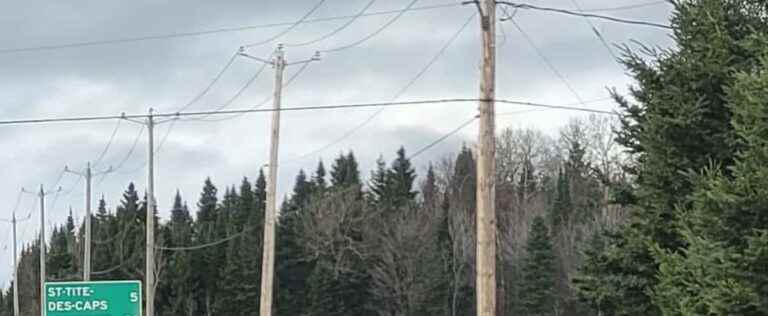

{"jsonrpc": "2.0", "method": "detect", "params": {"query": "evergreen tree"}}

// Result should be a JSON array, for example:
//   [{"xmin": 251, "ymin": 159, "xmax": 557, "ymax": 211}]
[
  {"xmin": 277, "ymin": 171, "xmax": 316, "ymax": 315},
  {"xmin": 549, "ymin": 168, "xmax": 572, "ymax": 228},
  {"xmin": 331, "ymin": 151, "xmax": 361, "ymax": 188},
  {"xmin": 164, "ymin": 191, "xmax": 195, "ymax": 315},
  {"xmin": 653, "ymin": 39, "xmax": 768, "ymax": 314},
  {"xmin": 48, "ymin": 225, "xmax": 74, "ymax": 280},
  {"xmin": 312, "ymin": 160, "xmax": 327, "ymax": 192},
  {"xmin": 518, "ymin": 158, "xmax": 537, "ymax": 202},
  {"xmin": 255, "ymin": 169, "xmax": 267, "ymax": 212},
  {"xmin": 576, "ymin": 0, "xmax": 767, "ymax": 312},
  {"xmin": 193, "ymin": 178, "xmax": 221, "ymax": 315},
  {"xmin": 384, "ymin": 146, "xmax": 417, "ymax": 208},
  {"xmin": 422, "ymin": 164, "xmax": 438, "ymax": 209},
  {"xmin": 520, "ymin": 217, "xmax": 557, "ymax": 315},
  {"xmin": 92, "ymin": 197, "xmax": 117, "ymax": 280},
  {"xmin": 368, "ymin": 155, "xmax": 388, "ymax": 204}
]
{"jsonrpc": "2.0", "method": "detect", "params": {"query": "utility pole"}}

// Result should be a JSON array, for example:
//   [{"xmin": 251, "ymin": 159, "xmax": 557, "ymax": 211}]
[
  {"xmin": 64, "ymin": 162, "xmax": 113, "ymax": 281},
  {"xmin": 146, "ymin": 109, "xmax": 156, "ymax": 316},
  {"xmin": 1, "ymin": 211, "xmax": 32, "ymax": 316},
  {"xmin": 476, "ymin": 0, "xmax": 497, "ymax": 315},
  {"xmin": 120, "ymin": 110, "xmax": 174, "ymax": 316},
  {"xmin": 23, "ymin": 185, "xmax": 59, "ymax": 316},
  {"xmin": 238, "ymin": 45, "xmax": 319, "ymax": 316}
]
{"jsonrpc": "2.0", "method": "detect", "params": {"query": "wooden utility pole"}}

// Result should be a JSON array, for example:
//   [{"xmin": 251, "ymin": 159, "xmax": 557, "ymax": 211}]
[
  {"xmin": 146, "ymin": 109, "xmax": 156, "ymax": 316},
  {"xmin": 260, "ymin": 45, "xmax": 285, "ymax": 316},
  {"xmin": 118, "ymin": 109, "xmax": 173, "ymax": 316},
  {"xmin": 65, "ymin": 162, "xmax": 112, "ymax": 281},
  {"xmin": 238, "ymin": 45, "xmax": 319, "ymax": 316},
  {"xmin": 1, "ymin": 211, "xmax": 32, "ymax": 316},
  {"xmin": 23, "ymin": 185, "xmax": 58, "ymax": 316},
  {"xmin": 476, "ymin": 0, "xmax": 497, "ymax": 315}
]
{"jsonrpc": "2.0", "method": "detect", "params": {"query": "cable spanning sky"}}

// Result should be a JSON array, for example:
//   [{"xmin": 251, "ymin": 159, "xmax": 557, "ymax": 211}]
[{"xmin": 0, "ymin": 0, "xmax": 674, "ymax": 287}]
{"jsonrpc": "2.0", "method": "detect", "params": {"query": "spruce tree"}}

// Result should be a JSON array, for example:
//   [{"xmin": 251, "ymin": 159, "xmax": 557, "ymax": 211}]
[
  {"xmin": 520, "ymin": 216, "xmax": 557, "ymax": 315},
  {"xmin": 193, "ymin": 178, "xmax": 221, "ymax": 315},
  {"xmin": 331, "ymin": 151, "xmax": 361, "ymax": 188},
  {"xmin": 653, "ymin": 39, "xmax": 768, "ymax": 314},
  {"xmin": 576, "ymin": 0, "xmax": 768, "ymax": 312},
  {"xmin": 368, "ymin": 155, "xmax": 388, "ymax": 205},
  {"xmin": 422, "ymin": 164, "xmax": 438, "ymax": 209},
  {"xmin": 385, "ymin": 146, "xmax": 417, "ymax": 208},
  {"xmin": 549, "ymin": 168, "xmax": 572, "ymax": 228},
  {"xmin": 163, "ymin": 191, "xmax": 195, "ymax": 314},
  {"xmin": 277, "ymin": 171, "xmax": 316, "ymax": 316},
  {"xmin": 312, "ymin": 160, "xmax": 327, "ymax": 192}
]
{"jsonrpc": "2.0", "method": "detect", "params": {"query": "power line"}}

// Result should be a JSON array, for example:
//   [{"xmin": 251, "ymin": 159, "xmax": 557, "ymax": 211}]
[
  {"xmin": 156, "ymin": 226, "xmax": 252, "ymax": 251},
  {"xmin": 290, "ymin": 13, "xmax": 477, "ymax": 162},
  {"xmin": 0, "ymin": 2, "xmax": 462, "ymax": 55},
  {"xmin": 581, "ymin": 1, "xmax": 668, "ymax": 13},
  {"xmin": 184, "ymin": 59, "xmax": 271, "ymax": 121},
  {"xmin": 496, "ymin": 1, "xmax": 672, "ymax": 29},
  {"xmin": 408, "ymin": 115, "xmax": 478, "ymax": 160},
  {"xmin": 191, "ymin": 57, "xmax": 314, "ymax": 122},
  {"xmin": 92, "ymin": 119, "xmax": 123, "ymax": 168},
  {"xmin": 320, "ymin": 0, "xmax": 420, "ymax": 53},
  {"xmin": 109, "ymin": 125, "xmax": 146, "ymax": 176},
  {"xmin": 286, "ymin": 0, "xmax": 378, "ymax": 48},
  {"xmin": 0, "ymin": 98, "xmax": 616, "ymax": 127},
  {"xmin": 176, "ymin": 51, "xmax": 240, "ymax": 113},
  {"xmin": 566, "ymin": 0, "xmax": 622, "ymax": 65},
  {"xmin": 496, "ymin": 99, "xmax": 617, "ymax": 114},
  {"xmin": 510, "ymin": 19, "xmax": 586, "ymax": 105},
  {"xmin": 244, "ymin": 0, "xmax": 328, "ymax": 48}
]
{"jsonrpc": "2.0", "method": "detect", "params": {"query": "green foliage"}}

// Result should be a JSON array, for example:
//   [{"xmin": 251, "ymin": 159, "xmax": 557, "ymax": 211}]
[
  {"xmin": 520, "ymin": 217, "xmax": 557, "ymax": 315},
  {"xmin": 577, "ymin": 0, "xmax": 768, "ymax": 313},
  {"xmin": 331, "ymin": 151, "xmax": 361, "ymax": 188},
  {"xmin": 652, "ymin": 46, "xmax": 768, "ymax": 315},
  {"xmin": 550, "ymin": 168, "xmax": 572, "ymax": 228}
]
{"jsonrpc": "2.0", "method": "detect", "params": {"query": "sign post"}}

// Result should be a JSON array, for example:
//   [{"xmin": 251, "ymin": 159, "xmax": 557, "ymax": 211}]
[{"xmin": 44, "ymin": 281, "xmax": 142, "ymax": 316}]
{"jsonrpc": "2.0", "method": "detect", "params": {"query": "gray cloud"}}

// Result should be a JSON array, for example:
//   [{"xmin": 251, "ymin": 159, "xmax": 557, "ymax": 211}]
[{"xmin": 0, "ymin": 0, "xmax": 675, "ymax": 286}]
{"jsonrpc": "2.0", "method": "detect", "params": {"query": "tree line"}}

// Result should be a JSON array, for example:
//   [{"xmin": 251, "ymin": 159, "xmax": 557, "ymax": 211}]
[{"xmin": 1, "ymin": 111, "xmax": 623, "ymax": 315}]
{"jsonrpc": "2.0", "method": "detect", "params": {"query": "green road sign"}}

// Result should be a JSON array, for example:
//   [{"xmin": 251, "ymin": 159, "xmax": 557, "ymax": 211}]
[{"xmin": 45, "ymin": 280, "xmax": 142, "ymax": 316}]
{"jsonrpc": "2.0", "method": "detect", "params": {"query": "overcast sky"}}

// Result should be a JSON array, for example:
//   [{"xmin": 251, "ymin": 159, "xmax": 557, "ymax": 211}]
[{"xmin": 0, "ymin": 0, "xmax": 674, "ymax": 287}]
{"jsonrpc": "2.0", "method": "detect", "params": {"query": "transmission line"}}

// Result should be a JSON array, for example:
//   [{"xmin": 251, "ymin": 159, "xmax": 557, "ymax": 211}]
[
  {"xmin": 408, "ymin": 115, "xmax": 478, "ymax": 160},
  {"xmin": 286, "ymin": 0, "xmax": 378, "ymax": 48},
  {"xmin": 0, "ymin": 98, "xmax": 616, "ymax": 128},
  {"xmin": 496, "ymin": 1, "xmax": 671, "ymax": 29},
  {"xmin": 177, "ymin": 51, "xmax": 240, "ymax": 112},
  {"xmin": 566, "ymin": 0, "xmax": 622, "ymax": 66},
  {"xmin": 109, "ymin": 125, "xmax": 146, "ymax": 176},
  {"xmin": 510, "ymin": 20, "xmax": 586, "ymax": 105},
  {"xmin": 156, "ymin": 226, "xmax": 253, "ymax": 251},
  {"xmin": 581, "ymin": 1, "xmax": 668, "ymax": 13},
  {"xmin": 0, "ymin": 2, "xmax": 461, "ymax": 55},
  {"xmin": 320, "ymin": 0, "xmax": 420, "ymax": 53},
  {"xmin": 289, "ymin": 13, "xmax": 477, "ymax": 163},
  {"xmin": 92, "ymin": 119, "xmax": 123, "ymax": 168},
  {"xmin": 190, "ymin": 57, "xmax": 314, "ymax": 122},
  {"xmin": 243, "ymin": 0, "xmax": 328, "ymax": 48}
]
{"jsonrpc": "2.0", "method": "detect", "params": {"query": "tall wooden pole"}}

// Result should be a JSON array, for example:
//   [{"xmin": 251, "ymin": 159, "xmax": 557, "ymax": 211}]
[
  {"xmin": 146, "ymin": 109, "xmax": 156, "ymax": 316},
  {"xmin": 476, "ymin": 0, "xmax": 497, "ymax": 315},
  {"xmin": 83, "ymin": 162, "xmax": 92, "ymax": 281},
  {"xmin": 260, "ymin": 45, "xmax": 285, "ymax": 316},
  {"xmin": 11, "ymin": 214, "xmax": 20, "ymax": 316},
  {"xmin": 39, "ymin": 185, "xmax": 46, "ymax": 316}
]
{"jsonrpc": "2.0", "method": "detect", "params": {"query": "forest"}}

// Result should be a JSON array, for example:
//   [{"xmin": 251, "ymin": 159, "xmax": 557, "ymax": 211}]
[
  {"xmin": 0, "ymin": 110, "xmax": 624, "ymax": 316},
  {"xmin": 4, "ymin": 0, "xmax": 768, "ymax": 315}
]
